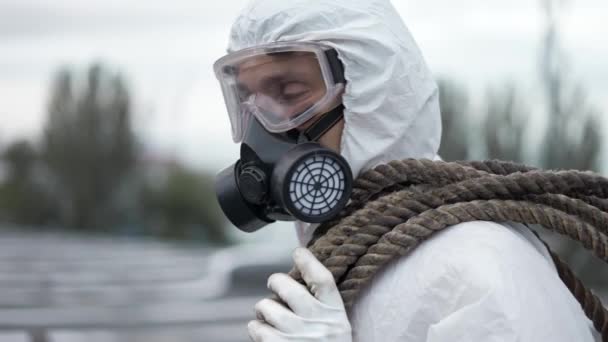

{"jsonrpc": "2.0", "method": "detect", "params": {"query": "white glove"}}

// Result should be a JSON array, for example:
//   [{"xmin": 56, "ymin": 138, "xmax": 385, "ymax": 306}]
[{"xmin": 248, "ymin": 247, "xmax": 352, "ymax": 342}]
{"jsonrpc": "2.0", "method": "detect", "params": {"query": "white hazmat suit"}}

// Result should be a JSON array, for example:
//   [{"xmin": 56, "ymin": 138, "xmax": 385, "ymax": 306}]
[{"xmin": 227, "ymin": 0, "xmax": 600, "ymax": 341}]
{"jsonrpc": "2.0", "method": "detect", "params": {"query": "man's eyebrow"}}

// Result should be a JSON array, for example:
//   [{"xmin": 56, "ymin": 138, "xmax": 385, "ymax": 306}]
[
  {"xmin": 259, "ymin": 75, "xmax": 288, "ymax": 88},
  {"xmin": 238, "ymin": 75, "xmax": 289, "ymax": 95}
]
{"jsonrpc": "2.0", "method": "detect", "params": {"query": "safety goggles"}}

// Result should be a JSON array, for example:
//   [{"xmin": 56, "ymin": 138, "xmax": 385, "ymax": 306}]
[{"xmin": 214, "ymin": 41, "xmax": 346, "ymax": 143}]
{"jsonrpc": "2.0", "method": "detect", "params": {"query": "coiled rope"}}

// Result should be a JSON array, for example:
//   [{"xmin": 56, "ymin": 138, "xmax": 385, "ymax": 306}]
[{"xmin": 290, "ymin": 159, "xmax": 608, "ymax": 340}]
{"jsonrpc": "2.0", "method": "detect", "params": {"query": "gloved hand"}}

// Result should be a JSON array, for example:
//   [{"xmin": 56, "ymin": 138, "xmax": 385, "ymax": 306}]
[{"xmin": 248, "ymin": 247, "xmax": 352, "ymax": 342}]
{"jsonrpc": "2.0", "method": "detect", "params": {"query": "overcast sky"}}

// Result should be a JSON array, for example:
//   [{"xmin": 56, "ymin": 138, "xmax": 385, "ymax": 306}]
[{"xmin": 1, "ymin": 0, "xmax": 607, "ymax": 171}]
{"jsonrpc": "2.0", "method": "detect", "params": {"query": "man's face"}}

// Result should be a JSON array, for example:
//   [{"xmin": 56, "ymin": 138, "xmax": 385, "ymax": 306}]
[{"xmin": 235, "ymin": 52, "xmax": 327, "ymax": 125}]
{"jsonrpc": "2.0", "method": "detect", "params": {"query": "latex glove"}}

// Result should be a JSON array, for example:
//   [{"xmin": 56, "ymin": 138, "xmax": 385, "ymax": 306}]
[{"xmin": 248, "ymin": 247, "xmax": 352, "ymax": 342}]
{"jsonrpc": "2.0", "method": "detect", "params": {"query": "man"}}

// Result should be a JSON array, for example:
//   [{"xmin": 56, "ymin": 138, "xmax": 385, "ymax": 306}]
[{"xmin": 213, "ymin": 0, "xmax": 599, "ymax": 341}]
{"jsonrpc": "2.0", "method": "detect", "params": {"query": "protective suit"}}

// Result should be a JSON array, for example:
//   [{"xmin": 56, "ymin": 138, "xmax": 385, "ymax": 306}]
[{"xmin": 227, "ymin": 0, "xmax": 599, "ymax": 341}]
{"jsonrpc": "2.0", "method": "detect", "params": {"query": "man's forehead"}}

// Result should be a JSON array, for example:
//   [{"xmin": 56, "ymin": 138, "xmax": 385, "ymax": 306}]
[
  {"xmin": 237, "ymin": 51, "xmax": 316, "ymax": 74},
  {"xmin": 238, "ymin": 55, "xmax": 277, "ymax": 74}
]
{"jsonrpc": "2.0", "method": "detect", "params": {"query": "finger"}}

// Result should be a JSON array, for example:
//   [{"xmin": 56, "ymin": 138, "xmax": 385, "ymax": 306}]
[
  {"xmin": 247, "ymin": 320, "xmax": 258, "ymax": 342},
  {"xmin": 247, "ymin": 320, "xmax": 281, "ymax": 342},
  {"xmin": 254, "ymin": 298, "xmax": 301, "ymax": 334},
  {"xmin": 293, "ymin": 247, "xmax": 344, "ymax": 308},
  {"xmin": 267, "ymin": 273, "xmax": 316, "ymax": 317}
]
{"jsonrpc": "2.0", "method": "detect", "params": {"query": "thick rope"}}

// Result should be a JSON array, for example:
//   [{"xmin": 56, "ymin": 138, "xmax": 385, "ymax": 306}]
[
  {"xmin": 291, "ymin": 159, "xmax": 608, "ymax": 340},
  {"xmin": 544, "ymin": 241, "xmax": 608, "ymax": 341}
]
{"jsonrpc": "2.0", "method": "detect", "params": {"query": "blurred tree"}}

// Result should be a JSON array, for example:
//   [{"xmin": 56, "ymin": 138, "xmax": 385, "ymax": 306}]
[
  {"xmin": 141, "ymin": 165, "xmax": 229, "ymax": 245},
  {"xmin": 540, "ymin": 0, "xmax": 601, "ymax": 172},
  {"xmin": 0, "ymin": 140, "xmax": 56, "ymax": 225},
  {"xmin": 541, "ymin": 85, "xmax": 601, "ymax": 171},
  {"xmin": 42, "ymin": 64, "xmax": 137, "ymax": 230},
  {"xmin": 437, "ymin": 79, "xmax": 470, "ymax": 161},
  {"xmin": 3, "ymin": 140, "xmax": 36, "ymax": 178},
  {"xmin": 482, "ymin": 84, "xmax": 528, "ymax": 162}
]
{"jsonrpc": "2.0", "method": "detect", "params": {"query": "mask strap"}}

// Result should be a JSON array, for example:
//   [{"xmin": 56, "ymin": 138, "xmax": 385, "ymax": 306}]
[
  {"xmin": 299, "ymin": 104, "xmax": 345, "ymax": 142},
  {"xmin": 324, "ymin": 49, "xmax": 345, "ymax": 84}
]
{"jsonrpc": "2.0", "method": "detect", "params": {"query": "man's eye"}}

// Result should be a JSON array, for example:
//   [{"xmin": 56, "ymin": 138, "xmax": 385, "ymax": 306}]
[{"xmin": 281, "ymin": 82, "xmax": 310, "ymax": 99}]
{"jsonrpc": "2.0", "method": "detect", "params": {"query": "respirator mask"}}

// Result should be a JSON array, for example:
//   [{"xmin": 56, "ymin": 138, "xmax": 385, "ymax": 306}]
[{"xmin": 213, "ymin": 41, "xmax": 353, "ymax": 232}]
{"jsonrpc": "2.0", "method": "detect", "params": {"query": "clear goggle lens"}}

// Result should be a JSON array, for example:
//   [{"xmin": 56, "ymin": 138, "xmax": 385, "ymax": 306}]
[{"xmin": 214, "ymin": 42, "xmax": 344, "ymax": 142}]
